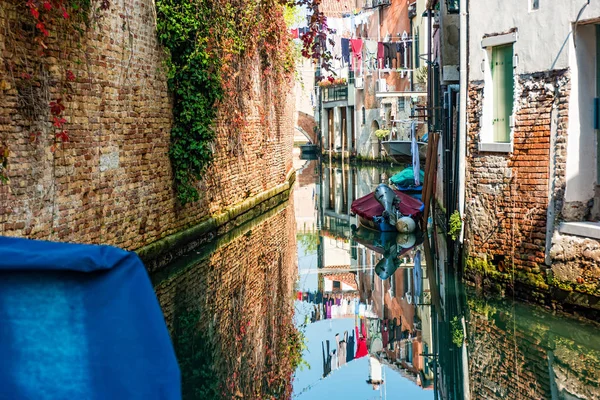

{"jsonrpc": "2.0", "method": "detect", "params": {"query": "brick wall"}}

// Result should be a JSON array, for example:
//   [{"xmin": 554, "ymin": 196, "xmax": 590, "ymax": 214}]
[
  {"xmin": 153, "ymin": 198, "xmax": 298, "ymax": 398},
  {"xmin": 0, "ymin": 1, "xmax": 294, "ymax": 251},
  {"xmin": 297, "ymin": 111, "xmax": 316, "ymax": 143},
  {"xmin": 467, "ymin": 295, "xmax": 600, "ymax": 400},
  {"xmin": 464, "ymin": 70, "xmax": 570, "ymax": 274}
]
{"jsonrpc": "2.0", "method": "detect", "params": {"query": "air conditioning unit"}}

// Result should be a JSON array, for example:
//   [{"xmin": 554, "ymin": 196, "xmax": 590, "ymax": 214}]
[
  {"xmin": 377, "ymin": 79, "xmax": 387, "ymax": 92},
  {"xmin": 355, "ymin": 77, "xmax": 364, "ymax": 89}
]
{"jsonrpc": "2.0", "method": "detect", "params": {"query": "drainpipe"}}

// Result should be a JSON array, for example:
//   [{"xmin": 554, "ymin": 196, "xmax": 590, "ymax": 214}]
[
  {"xmin": 457, "ymin": 0, "xmax": 468, "ymax": 244},
  {"xmin": 427, "ymin": 7, "xmax": 432, "ymax": 131},
  {"xmin": 457, "ymin": 4, "xmax": 472, "ymax": 400},
  {"xmin": 410, "ymin": 17, "xmax": 414, "ymax": 92}
]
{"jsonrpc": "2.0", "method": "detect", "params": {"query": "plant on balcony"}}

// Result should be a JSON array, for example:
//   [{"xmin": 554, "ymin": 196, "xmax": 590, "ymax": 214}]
[
  {"xmin": 317, "ymin": 77, "xmax": 347, "ymax": 87},
  {"xmin": 374, "ymin": 129, "xmax": 390, "ymax": 139},
  {"xmin": 415, "ymin": 66, "xmax": 428, "ymax": 84}
]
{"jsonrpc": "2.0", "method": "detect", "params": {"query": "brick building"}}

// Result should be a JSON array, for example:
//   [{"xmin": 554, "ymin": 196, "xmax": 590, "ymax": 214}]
[
  {"xmin": 316, "ymin": 0, "xmax": 429, "ymax": 160},
  {"xmin": 153, "ymin": 200, "xmax": 298, "ymax": 398},
  {"xmin": 463, "ymin": 0, "xmax": 600, "ymax": 310},
  {"xmin": 0, "ymin": 0, "xmax": 294, "ymax": 264}
]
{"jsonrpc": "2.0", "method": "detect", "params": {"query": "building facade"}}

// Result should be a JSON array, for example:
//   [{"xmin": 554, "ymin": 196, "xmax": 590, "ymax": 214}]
[
  {"xmin": 317, "ymin": 0, "xmax": 430, "ymax": 160},
  {"xmin": 463, "ymin": 0, "xmax": 600, "ymax": 310}
]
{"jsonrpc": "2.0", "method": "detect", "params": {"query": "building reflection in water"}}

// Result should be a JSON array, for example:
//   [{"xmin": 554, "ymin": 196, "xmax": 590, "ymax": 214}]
[
  {"xmin": 294, "ymin": 158, "xmax": 600, "ymax": 400},
  {"xmin": 151, "ymin": 196, "xmax": 299, "ymax": 399}
]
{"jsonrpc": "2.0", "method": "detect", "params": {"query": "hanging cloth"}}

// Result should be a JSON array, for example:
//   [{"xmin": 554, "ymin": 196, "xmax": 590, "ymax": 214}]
[
  {"xmin": 397, "ymin": 42, "xmax": 405, "ymax": 68},
  {"xmin": 411, "ymin": 121, "xmax": 420, "ymax": 186},
  {"xmin": 355, "ymin": 326, "xmax": 369, "ymax": 358},
  {"xmin": 413, "ymin": 250, "xmax": 422, "ymax": 304},
  {"xmin": 330, "ymin": 34, "xmax": 342, "ymax": 63},
  {"xmin": 341, "ymin": 38, "xmax": 351, "ymax": 66},
  {"xmin": 384, "ymin": 42, "xmax": 397, "ymax": 69},
  {"xmin": 350, "ymin": 39, "xmax": 363, "ymax": 73},
  {"xmin": 365, "ymin": 40, "xmax": 378, "ymax": 71},
  {"xmin": 377, "ymin": 42, "xmax": 385, "ymax": 69},
  {"xmin": 346, "ymin": 329, "xmax": 356, "ymax": 362}
]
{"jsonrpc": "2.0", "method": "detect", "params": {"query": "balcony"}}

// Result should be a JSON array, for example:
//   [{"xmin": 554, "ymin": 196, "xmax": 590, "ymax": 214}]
[
  {"xmin": 446, "ymin": 0, "xmax": 459, "ymax": 13},
  {"xmin": 323, "ymin": 86, "xmax": 348, "ymax": 103},
  {"xmin": 364, "ymin": 0, "xmax": 390, "ymax": 9}
]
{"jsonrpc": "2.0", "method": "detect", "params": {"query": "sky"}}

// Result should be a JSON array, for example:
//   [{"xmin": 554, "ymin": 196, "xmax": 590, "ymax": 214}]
[{"xmin": 292, "ymin": 311, "xmax": 434, "ymax": 400}]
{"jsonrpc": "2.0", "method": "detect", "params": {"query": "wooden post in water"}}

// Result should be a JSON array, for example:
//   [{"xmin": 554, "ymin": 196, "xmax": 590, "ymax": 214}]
[{"xmin": 422, "ymin": 132, "xmax": 439, "ymax": 232}]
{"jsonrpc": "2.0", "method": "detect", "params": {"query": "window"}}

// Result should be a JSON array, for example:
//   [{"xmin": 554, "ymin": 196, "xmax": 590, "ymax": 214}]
[
  {"xmin": 479, "ymin": 32, "xmax": 516, "ymax": 152},
  {"xmin": 446, "ymin": 0, "xmax": 459, "ymax": 13},
  {"xmin": 362, "ymin": 106, "xmax": 366, "ymax": 125},
  {"xmin": 529, "ymin": 0, "xmax": 539, "ymax": 11},
  {"xmin": 398, "ymin": 97, "xmax": 405, "ymax": 112},
  {"xmin": 415, "ymin": 32, "xmax": 420, "ymax": 68},
  {"xmin": 491, "ymin": 44, "xmax": 514, "ymax": 142}
]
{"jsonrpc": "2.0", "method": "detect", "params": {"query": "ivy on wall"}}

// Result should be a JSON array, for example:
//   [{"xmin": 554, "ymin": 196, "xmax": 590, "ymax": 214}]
[
  {"xmin": 155, "ymin": 0, "xmax": 332, "ymax": 205},
  {"xmin": 155, "ymin": 0, "xmax": 223, "ymax": 205}
]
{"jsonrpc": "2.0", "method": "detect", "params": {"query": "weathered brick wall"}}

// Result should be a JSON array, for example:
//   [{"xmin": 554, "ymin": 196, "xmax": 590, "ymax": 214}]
[
  {"xmin": 464, "ymin": 71, "xmax": 569, "ymax": 275},
  {"xmin": 467, "ymin": 296, "xmax": 600, "ymax": 400},
  {"xmin": 297, "ymin": 111, "xmax": 316, "ymax": 143},
  {"xmin": 0, "ymin": 1, "xmax": 294, "ymax": 251},
  {"xmin": 153, "ymin": 198, "xmax": 298, "ymax": 398}
]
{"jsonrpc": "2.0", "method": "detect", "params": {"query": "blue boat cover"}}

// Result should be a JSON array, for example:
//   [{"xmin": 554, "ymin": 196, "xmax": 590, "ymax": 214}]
[{"xmin": 0, "ymin": 237, "xmax": 181, "ymax": 400}]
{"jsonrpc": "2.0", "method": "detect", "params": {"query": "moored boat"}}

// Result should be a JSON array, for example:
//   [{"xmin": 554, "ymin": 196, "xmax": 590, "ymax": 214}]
[
  {"xmin": 389, "ymin": 168, "xmax": 425, "ymax": 200},
  {"xmin": 382, "ymin": 140, "xmax": 428, "ymax": 161},
  {"xmin": 351, "ymin": 226, "xmax": 423, "ymax": 280},
  {"xmin": 350, "ymin": 184, "xmax": 424, "ymax": 233}
]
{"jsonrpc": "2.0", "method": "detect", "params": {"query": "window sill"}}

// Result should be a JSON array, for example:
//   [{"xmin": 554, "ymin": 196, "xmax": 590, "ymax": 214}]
[
  {"xmin": 559, "ymin": 221, "xmax": 600, "ymax": 240},
  {"xmin": 478, "ymin": 142, "xmax": 512, "ymax": 153}
]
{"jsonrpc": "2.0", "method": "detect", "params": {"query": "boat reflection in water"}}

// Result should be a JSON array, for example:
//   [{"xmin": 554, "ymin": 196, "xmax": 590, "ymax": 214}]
[
  {"xmin": 351, "ymin": 226, "xmax": 423, "ymax": 281},
  {"xmin": 293, "ymin": 159, "xmax": 600, "ymax": 400}
]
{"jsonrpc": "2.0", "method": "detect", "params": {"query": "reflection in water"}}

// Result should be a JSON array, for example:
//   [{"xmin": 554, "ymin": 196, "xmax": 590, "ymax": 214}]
[
  {"xmin": 294, "ymin": 158, "xmax": 600, "ymax": 400},
  {"xmin": 150, "ymin": 157, "xmax": 600, "ymax": 399},
  {"xmin": 152, "ymin": 199, "xmax": 300, "ymax": 399}
]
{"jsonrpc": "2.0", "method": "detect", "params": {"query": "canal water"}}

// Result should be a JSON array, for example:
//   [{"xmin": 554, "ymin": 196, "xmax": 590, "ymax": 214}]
[{"xmin": 151, "ymin": 156, "xmax": 600, "ymax": 400}]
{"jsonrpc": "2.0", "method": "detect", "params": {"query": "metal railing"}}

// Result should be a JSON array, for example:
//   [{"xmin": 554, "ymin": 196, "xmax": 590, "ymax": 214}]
[
  {"xmin": 323, "ymin": 86, "xmax": 348, "ymax": 102},
  {"xmin": 446, "ymin": 0, "xmax": 459, "ymax": 13},
  {"xmin": 364, "ymin": 0, "xmax": 390, "ymax": 8}
]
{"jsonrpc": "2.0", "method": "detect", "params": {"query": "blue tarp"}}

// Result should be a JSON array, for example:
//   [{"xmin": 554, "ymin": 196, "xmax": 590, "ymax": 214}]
[{"xmin": 0, "ymin": 237, "xmax": 181, "ymax": 400}]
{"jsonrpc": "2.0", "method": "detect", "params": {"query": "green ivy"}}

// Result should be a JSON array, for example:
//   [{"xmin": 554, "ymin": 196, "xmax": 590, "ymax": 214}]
[
  {"xmin": 451, "ymin": 316, "xmax": 464, "ymax": 348},
  {"xmin": 155, "ymin": 0, "xmax": 223, "ymax": 204},
  {"xmin": 173, "ymin": 310, "xmax": 220, "ymax": 399},
  {"xmin": 449, "ymin": 210, "xmax": 462, "ymax": 240}
]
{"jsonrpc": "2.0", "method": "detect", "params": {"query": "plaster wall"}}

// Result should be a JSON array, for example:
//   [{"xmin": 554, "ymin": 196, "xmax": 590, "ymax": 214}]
[
  {"xmin": 565, "ymin": 24, "xmax": 597, "ymax": 203},
  {"xmin": 356, "ymin": 109, "xmax": 383, "ymax": 157},
  {"xmin": 468, "ymin": 1, "xmax": 600, "ymax": 81},
  {"xmin": 295, "ymin": 58, "xmax": 316, "ymax": 118}
]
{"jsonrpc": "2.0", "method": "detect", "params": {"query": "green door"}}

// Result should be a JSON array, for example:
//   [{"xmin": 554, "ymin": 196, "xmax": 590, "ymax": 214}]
[{"xmin": 492, "ymin": 45, "xmax": 514, "ymax": 143}]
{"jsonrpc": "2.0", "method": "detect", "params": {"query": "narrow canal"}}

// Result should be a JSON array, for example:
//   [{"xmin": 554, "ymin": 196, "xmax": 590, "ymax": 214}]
[{"xmin": 151, "ymin": 155, "xmax": 600, "ymax": 400}]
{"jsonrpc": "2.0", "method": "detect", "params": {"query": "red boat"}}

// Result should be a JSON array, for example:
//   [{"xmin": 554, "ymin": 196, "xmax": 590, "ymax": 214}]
[{"xmin": 350, "ymin": 189, "xmax": 424, "ymax": 232}]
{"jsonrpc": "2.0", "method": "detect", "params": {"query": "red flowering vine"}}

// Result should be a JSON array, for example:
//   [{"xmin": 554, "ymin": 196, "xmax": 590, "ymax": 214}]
[{"xmin": 15, "ymin": 1, "xmax": 99, "ymax": 159}]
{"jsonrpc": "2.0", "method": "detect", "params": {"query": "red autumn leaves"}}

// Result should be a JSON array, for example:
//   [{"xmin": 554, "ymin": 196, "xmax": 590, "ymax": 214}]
[
  {"xmin": 49, "ymin": 97, "xmax": 69, "ymax": 151},
  {"xmin": 26, "ymin": 0, "xmax": 70, "ymax": 40}
]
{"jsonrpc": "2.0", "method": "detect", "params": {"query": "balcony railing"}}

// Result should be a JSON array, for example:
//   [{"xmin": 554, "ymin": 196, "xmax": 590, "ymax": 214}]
[
  {"xmin": 364, "ymin": 0, "xmax": 390, "ymax": 9},
  {"xmin": 323, "ymin": 86, "xmax": 348, "ymax": 102},
  {"xmin": 446, "ymin": 0, "xmax": 459, "ymax": 13}
]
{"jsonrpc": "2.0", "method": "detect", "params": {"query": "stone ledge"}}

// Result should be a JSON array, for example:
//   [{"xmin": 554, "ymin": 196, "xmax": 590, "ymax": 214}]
[
  {"xmin": 559, "ymin": 221, "xmax": 600, "ymax": 240},
  {"xmin": 478, "ymin": 142, "xmax": 512, "ymax": 153},
  {"xmin": 136, "ymin": 168, "xmax": 296, "ymax": 268}
]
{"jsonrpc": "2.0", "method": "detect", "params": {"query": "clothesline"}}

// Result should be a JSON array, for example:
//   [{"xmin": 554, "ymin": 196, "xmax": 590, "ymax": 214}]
[
  {"xmin": 392, "ymin": 119, "xmax": 426, "ymax": 124},
  {"xmin": 329, "ymin": 36, "xmax": 415, "ymax": 43}
]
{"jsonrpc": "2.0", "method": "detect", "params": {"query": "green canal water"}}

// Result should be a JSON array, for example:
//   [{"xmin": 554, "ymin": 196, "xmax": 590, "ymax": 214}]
[{"xmin": 152, "ymin": 159, "xmax": 600, "ymax": 400}]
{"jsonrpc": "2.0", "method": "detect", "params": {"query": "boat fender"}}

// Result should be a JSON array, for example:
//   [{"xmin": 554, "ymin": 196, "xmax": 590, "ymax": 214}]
[
  {"xmin": 395, "ymin": 216, "xmax": 416, "ymax": 233},
  {"xmin": 396, "ymin": 233, "xmax": 417, "ymax": 248}
]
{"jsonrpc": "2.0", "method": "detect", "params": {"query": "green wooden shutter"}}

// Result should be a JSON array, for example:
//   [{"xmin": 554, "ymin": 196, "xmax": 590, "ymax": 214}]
[
  {"xmin": 492, "ymin": 45, "xmax": 514, "ymax": 142},
  {"xmin": 415, "ymin": 33, "xmax": 420, "ymax": 68}
]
